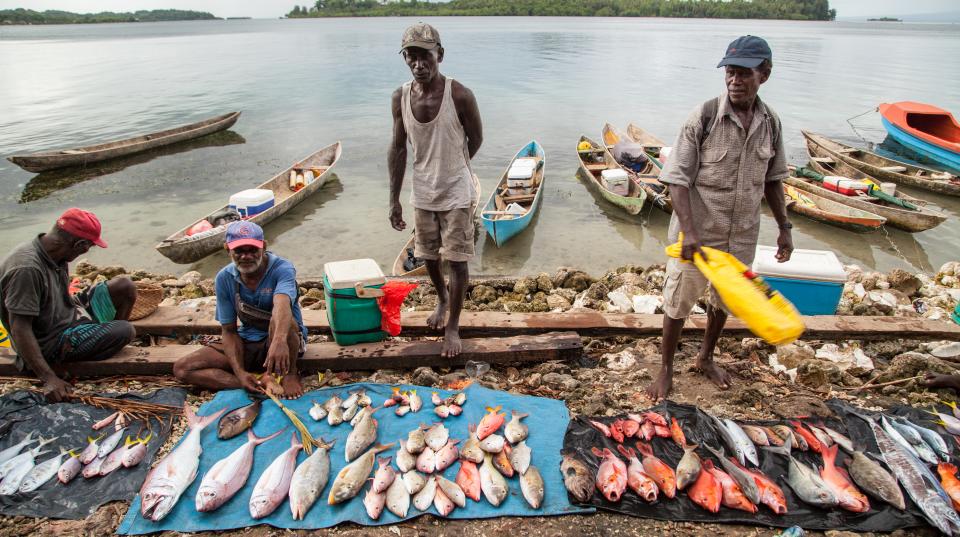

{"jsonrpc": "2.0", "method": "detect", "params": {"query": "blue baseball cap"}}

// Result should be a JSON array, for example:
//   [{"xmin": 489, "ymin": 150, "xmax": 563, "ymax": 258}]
[
  {"xmin": 225, "ymin": 221, "xmax": 264, "ymax": 250},
  {"xmin": 717, "ymin": 35, "xmax": 772, "ymax": 69}
]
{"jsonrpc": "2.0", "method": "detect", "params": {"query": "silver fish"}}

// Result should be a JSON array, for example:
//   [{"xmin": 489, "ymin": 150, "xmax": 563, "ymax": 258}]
[
  {"xmin": 407, "ymin": 424, "xmax": 427, "ymax": 454},
  {"xmin": 372, "ymin": 456, "xmax": 396, "ymax": 493},
  {"xmin": 703, "ymin": 444, "xmax": 760, "ymax": 505},
  {"xmin": 289, "ymin": 437, "xmax": 336, "ymax": 520},
  {"xmin": 433, "ymin": 481, "xmax": 455, "ymax": 515},
  {"xmin": 139, "ymin": 404, "xmax": 226, "ymax": 522},
  {"xmin": 480, "ymin": 434, "xmax": 505, "ymax": 454},
  {"xmin": 425, "ymin": 422, "xmax": 449, "ymax": 451},
  {"xmin": 722, "ymin": 419, "xmax": 759, "ymax": 466},
  {"xmin": 19, "ymin": 449, "xmax": 69, "ymax": 493},
  {"xmin": 881, "ymin": 416, "xmax": 922, "ymax": 460},
  {"xmin": 249, "ymin": 433, "xmax": 302, "ymax": 519},
  {"xmin": 413, "ymin": 473, "xmax": 436, "ymax": 511},
  {"xmin": 416, "ymin": 446, "xmax": 436, "ymax": 474},
  {"xmin": 907, "ymin": 422, "xmax": 950, "ymax": 462},
  {"xmin": 327, "ymin": 405, "xmax": 344, "ymax": 427},
  {"xmin": 706, "ymin": 412, "xmax": 746, "ymax": 465},
  {"xmin": 342, "ymin": 389, "xmax": 364, "ymax": 409},
  {"xmin": 847, "ymin": 449, "xmax": 906, "ymax": 510},
  {"xmin": 434, "ymin": 439, "xmax": 460, "ymax": 472},
  {"xmin": 343, "ymin": 403, "xmax": 360, "ymax": 422},
  {"xmin": 83, "ymin": 456, "xmax": 105, "ymax": 478},
  {"xmin": 79, "ymin": 434, "xmax": 103, "ymax": 465},
  {"xmin": 0, "ymin": 458, "xmax": 37, "ymax": 494},
  {"xmin": 931, "ymin": 411, "xmax": 960, "ymax": 435},
  {"xmin": 436, "ymin": 474, "xmax": 466, "ymax": 508},
  {"xmin": 504, "ymin": 411, "xmax": 529, "ymax": 444},
  {"xmin": 510, "ymin": 440, "xmax": 532, "ymax": 475},
  {"xmin": 196, "ymin": 428, "xmax": 284, "ymax": 513},
  {"xmin": 308, "ymin": 401, "xmax": 327, "ymax": 421},
  {"xmin": 0, "ymin": 431, "xmax": 35, "ymax": 466},
  {"xmin": 57, "ymin": 452, "xmax": 82, "ymax": 484},
  {"xmin": 0, "ymin": 435, "xmax": 55, "ymax": 480},
  {"xmin": 396, "ymin": 440, "xmax": 417, "ymax": 473},
  {"xmin": 363, "ymin": 485, "xmax": 385, "ymax": 520},
  {"xmin": 820, "ymin": 425, "xmax": 854, "ymax": 453},
  {"xmin": 385, "ymin": 473, "xmax": 410, "ymax": 517},
  {"xmin": 328, "ymin": 443, "xmax": 394, "ymax": 505},
  {"xmin": 763, "ymin": 431, "xmax": 838, "ymax": 509},
  {"xmin": 480, "ymin": 453, "xmax": 509, "ymax": 506},
  {"xmin": 461, "ymin": 424, "xmax": 484, "ymax": 463},
  {"xmin": 345, "ymin": 407, "xmax": 379, "ymax": 462},
  {"xmin": 520, "ymin": 465, "xmax": 545, "ymax": 509},
  {"xmin": 890, "ymin": 418, "xmax": 923, "ymax": 446},
  {"xmin": 98, "ymin": 427, "xmax": 127, "ymax": 459},
  {"xmin": 675, "ymin": 443, "xmax": 702, "ymax": 491},
  {"xmin": 853, "ymin": 411, "xmax": 960, "ymax": 535},
  {"xmin": 402, "ymin": 470, "xmax": 427, "ymax": 495},
  {"xmin": 99, "ymin": 437, "xmax": 133, "ymax": 476}
]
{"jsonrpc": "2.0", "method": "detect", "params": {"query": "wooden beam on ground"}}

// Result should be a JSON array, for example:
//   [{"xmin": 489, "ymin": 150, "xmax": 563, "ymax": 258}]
[
  {"xmin": 133, "ymin": 307, "xmax": 960, "ymax": 341},
  {"xmin": 0, "ymin": 331, "xmax": 582, "ymax": 377}
]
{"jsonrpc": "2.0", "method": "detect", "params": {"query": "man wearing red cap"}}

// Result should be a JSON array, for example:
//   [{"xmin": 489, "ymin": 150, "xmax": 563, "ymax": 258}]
[{"xmin": 0, "ymin": 209, "xmax": 137, "ymax": 402}]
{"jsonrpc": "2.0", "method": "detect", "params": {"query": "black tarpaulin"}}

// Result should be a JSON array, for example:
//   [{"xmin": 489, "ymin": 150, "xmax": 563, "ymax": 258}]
[
  {"xmin": 0, "ymin": 388, "xmax": 186, "ymax": 519},
  {"xmin": 562, "ymin": 399, "xmax": 950, "ymax": 532}
]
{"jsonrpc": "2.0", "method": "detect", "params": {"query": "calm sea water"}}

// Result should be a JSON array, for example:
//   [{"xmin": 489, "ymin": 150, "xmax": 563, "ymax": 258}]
[{"xmin": 1, "ymin": 17, "xmax": 958, "ymax": 277}]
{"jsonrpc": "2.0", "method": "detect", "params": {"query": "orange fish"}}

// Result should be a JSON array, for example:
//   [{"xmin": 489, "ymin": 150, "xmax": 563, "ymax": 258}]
[
  {"xmin": 790, "ymin": 421, "xmax": 823, "ymax": 454},
  {"xmin": 641, "ymin": 412, "xmax": 667, "ymax": 427},
  {"xmin": 477, "ymin": 406, "xmax": 504, "ymax": 440},
  {"xmin": 670, "ymin": 417, "xmax": 686, "ymax": 447},
  {"xmin": 621, "ymin": 419, "xmax": 641, "ymax": 439},
  {"xmin": 703, "ymin": 460, "xmax": 757, "ymax": 513},
  {"xmin": 740, "ymin": 463, "xmax": 788, "ymax": 515},
  {"xmin": 635, "ymin": 441, "xmax": 676, "ymax": 498},
  {"xmin": 820, "ymin": 444, "xmax": 870, "ymax": 513},
  {"xmin": 686, "ymin": 461, "xmax": 722, "ymax": 513},
  {"xmin": 610, "ymin": 420, "xmax": 625, "ymax": 443},
  {"xmin": 762, "ymin": 426, "xmax": 785, "ymax": 447},
  {"xmin": 938, "ymin": 463, "xmax": 960, "ymax": 511},
  {"xmin": 493, "ymin": 444, "xmax": 514, "ymax": 478},
  {"xmin": 591, "ymin": 447, "xmax": 627, "ymax": 502},
  {"xmin": 653, "ymin": 425, "xmax": 671, "ymax": 438},
  {"xmin": 616, "ymin": 445, "xmax": 658, "ymax": 502},
  {"xmin": 639, "ymin": 421, "xmax": 656, "ymax": 442},
  {"xmin": 456, "ymin": 460, "xmax": 481, "ymax": 502}
]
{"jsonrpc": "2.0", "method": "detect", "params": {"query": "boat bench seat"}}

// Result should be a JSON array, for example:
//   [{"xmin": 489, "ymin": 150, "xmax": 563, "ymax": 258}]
[
  {"xmin": 584, "ymin": 163, "xmax": 608, "ymax": 172},
  {"xmin": 501, "ymin": 193, "xmax": 537, "ymax": 204},
  {"xmin": 811, "ymin": 156, "xmax": 836, "ymax": 164},
  {"xmin": 880, "ymin": 166, "xmax": 907, "ymax": 173}
]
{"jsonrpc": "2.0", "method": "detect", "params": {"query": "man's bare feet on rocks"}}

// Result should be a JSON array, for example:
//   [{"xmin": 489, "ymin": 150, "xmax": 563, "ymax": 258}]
[
  {"xmin": 694, "ymin": 359, "xmax": 731, "ymax": 389},
  {"xmin": 645, "ymin": 367, "xmax": 673, "ymax": 402},
  {"xmin": 427, "ymin": 301, "xmax": 448, "ymax": 331},
  {"xmin": 442, "ymin": 329, "xmax": 462, "ymax": 358},
  {"xmin": 280, "ymin": 372, "xmax": 304, "ymax": 399}
]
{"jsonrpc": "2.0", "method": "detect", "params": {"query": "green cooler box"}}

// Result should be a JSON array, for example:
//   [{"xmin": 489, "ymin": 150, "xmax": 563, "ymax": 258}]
[{"xmin": 323, "ymin": 259, "xmax": 387, "ymax": 346}]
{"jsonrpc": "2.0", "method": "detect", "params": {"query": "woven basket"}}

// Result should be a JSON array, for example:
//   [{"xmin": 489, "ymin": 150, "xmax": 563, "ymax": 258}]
[{"xmin": 130, "ymin": 282, "xmax": 164, "ymax": 321}]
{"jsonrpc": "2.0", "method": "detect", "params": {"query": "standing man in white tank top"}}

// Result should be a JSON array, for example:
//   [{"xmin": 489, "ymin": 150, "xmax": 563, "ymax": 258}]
[{"xmin": 389, "ymin": 23, "xmax": 483, "ymax": 358}]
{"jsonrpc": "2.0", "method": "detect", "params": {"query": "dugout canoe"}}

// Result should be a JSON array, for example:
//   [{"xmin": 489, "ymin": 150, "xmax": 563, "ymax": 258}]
[
  {"xmin": 603, "ymin": 122, "xmax": 672, "ymax": 212},
  {"xmin": 391, "ymin": 172, "xmax": 481, "ymax": 277},
  {"xmin": 8, "ymin": 112, "xmax": 241, "ymax": 173},
  {"xmin": 155, "ymin": 141, "xmax": 341, "ymax": 264},
  {"xmin": 879, "ymin": 101, "xmax": 960, "ymax": 173},
  {"xmin": 783, "ymin": 183, "xmax": 886, "ymax": 233},
  {"xmin": 627, "ymin": 122, "xmax": 669, "ymax": 165},
  {"xmin": 480, "ymin": 140, "xmax": 545, "ymax": 247},
  {"xmin": 576, "ymin": 135, "xmax": 647, "ymax": 215},
  {"xmin": 787, "ymin": 162, "xmax": 946, "ymax": 233}
]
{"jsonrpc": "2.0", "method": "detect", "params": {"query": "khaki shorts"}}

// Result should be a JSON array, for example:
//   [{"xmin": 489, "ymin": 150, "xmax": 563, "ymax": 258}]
[
  {"xmin": 661, "ymin": 257, "xmax": 730, "ymax": 319},
  {"xmin": 414, "ymin": 207, "xmax": 474, "ymax": 262}
]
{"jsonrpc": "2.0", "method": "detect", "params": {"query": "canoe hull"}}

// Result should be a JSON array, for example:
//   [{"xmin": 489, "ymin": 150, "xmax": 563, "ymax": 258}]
[
  {"xmin": 481, "ymin": 141, "xmax": 545, "ymax": 247},
  {"xmin": 881, "ymin": 117, "xmax": 960, "ymax": 174},
  {"xmin": 576, "ymin": 135, "xmax": 647, "ymax": 215},
  {"xmin": 784, "ymin": 188, "xmax": 886, "ymax": 233},
  {"xmin": 8, "ymin": 112, "xmax": 241, "ymax": 173},
  {"xmin": 605, "ymin": 123, "xmax": 672, "ymax": 212}
]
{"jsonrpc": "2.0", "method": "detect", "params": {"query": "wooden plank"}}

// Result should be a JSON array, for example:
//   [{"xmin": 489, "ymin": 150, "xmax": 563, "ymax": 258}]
[
  {"xmin": 0, "ymin": 332, "xmax": 582, "ymax": 377},
  {"xmin": 133, "ymin": 307, "xmax": 960, "ymax": 341}
]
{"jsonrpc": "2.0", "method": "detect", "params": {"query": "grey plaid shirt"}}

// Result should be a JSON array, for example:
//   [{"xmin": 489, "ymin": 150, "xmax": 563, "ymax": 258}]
[{"xmin": 660, "ymin": 93, "xmax": 788, "ymax": 264}]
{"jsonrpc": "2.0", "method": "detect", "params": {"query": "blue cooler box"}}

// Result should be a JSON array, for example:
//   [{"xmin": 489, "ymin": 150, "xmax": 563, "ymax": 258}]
[{"xmin": 752, "ymin": 246, "xmax": 847, "ymax": 316}]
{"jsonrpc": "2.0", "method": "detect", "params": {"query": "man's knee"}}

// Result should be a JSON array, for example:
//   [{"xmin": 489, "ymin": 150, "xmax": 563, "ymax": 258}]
[
  {"xmin": 173, "ymin": 348, "xmax": 204, "ymax": 381},
  {"xmin": 107, "ymin": 277, "xmax": 137, "ymax": 305},
  {"xmin": 115, "ymin": 320, "xmax": 136, "ymax": 344}
]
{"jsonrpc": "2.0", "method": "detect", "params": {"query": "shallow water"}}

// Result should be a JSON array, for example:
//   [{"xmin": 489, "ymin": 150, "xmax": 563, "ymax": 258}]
[{"xmin": 1, "ymin": 17, "xmax": 958, "ymax": 277}]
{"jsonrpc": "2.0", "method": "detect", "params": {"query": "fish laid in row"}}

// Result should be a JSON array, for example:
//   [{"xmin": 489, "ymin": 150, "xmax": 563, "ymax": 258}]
[{"xmin": 288, "ymin": 437, "xmax": 336, "ymax": 520}]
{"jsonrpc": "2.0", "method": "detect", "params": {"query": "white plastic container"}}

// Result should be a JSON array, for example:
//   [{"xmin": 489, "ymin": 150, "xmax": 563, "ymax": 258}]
[
  {"xmin": 881, "ymin": 182, "xmax": 897, "ymax": 196},
  {"xmin": 507, "ymin": 164, "xmax": 535, "ymax": 188},
  {"xmin": 229, "ymin": 189, "xmax": 275, "ymax": 219},
  {"xmin": 324, "ymin": 258, "xmax": 386, "ymax": 291},
  {"xmin": 601, "ymin": 168, "xmax": 629, "ymax": 186},
  {"xmin": 751, "ymin": 246, "xmax": 847, "ymax": 315},
  {"xmin": 512, "ymin": 158, "xmax": 537, "ymax": 170}
]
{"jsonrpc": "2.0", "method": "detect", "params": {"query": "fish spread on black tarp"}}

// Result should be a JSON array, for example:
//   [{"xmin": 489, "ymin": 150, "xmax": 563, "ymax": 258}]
[
  {"xmin": 562, "ymin": 399, "xmax": 954, "ymax": 533},
  {"xmin": 0, "ymin": 388, "xmax": 186, "ymax": 519}
]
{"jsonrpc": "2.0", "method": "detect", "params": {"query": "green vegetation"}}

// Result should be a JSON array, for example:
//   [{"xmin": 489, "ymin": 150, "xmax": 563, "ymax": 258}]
[
  {"xmin": 867, "ymin": 17, "xmax": 902, "ymax": 22},
  {"xmin": 0, "ymin": 8, "xmax": 219, "ymax": 25},
  {"xmin": 287, "ymin": 0, "xmax": 835, "ymax": 20}
]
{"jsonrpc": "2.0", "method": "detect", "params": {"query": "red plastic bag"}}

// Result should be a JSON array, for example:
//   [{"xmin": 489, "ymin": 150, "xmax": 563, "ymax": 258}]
[{"xmin": 376, "ymin": 281, "xmax": 418, "ymax": 336}]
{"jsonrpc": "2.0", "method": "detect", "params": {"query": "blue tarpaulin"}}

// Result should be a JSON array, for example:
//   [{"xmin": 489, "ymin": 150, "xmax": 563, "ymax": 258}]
[{"xmin": 118, "ymin": 382, "xmax": 593, "ymax": 534}]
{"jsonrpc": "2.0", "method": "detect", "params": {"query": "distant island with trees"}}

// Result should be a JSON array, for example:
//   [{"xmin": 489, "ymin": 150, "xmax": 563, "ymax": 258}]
[
  {"xmin": 867, "ymin": 17, "xmax": 902, "ymax": 22},
  {"xmin": 287, "ymin": 0, "xmax": 836, "ymax": 20},
  {"xmin": 0, "ymin": 9, "xmax": 218, "ymax": 25}
]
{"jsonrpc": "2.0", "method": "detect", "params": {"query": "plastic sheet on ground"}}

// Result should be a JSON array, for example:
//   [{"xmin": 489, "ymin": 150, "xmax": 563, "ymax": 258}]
[
  {"xmin": 118, "ymin": 382, "xmax": 593, "ymax": 534},
  {"xmin": 0, "ymin": 388, "xmax": 187, "ymax": 519},
  {"xmin": 562, "ymin": 399, "xmax": 952, "ymax": 533}
]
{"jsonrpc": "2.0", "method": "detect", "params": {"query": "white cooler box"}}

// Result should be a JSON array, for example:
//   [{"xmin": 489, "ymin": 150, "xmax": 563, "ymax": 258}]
[
  {"xmin": 229, "ymin": 189, "xmax": 275, "ymax": 219},
  {"xmin": 507, "ymin": 162, "xmax": 535, "ymax": 188},
  {"xmin": 601, "ymin": 168, "xmax": 630, "ymax": 195},
  {"xmin": 751, "ymin": 246, "xmax": 847, "ymax": 315}
]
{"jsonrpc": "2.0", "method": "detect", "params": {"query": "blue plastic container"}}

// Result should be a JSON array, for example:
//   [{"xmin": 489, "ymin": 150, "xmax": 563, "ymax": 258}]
[{"xmin": 752, "ymin": 246, "xmax": 847, "ymax": 316}]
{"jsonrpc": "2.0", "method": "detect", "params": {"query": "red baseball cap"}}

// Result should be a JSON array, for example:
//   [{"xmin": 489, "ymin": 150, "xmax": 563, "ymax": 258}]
[{"xmin": 57, "ymin": 208, "xmax": 107, "ymax": 248}]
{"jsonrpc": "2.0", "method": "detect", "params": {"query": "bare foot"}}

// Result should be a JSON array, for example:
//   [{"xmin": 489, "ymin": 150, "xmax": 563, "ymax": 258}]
[
  {"xmin": 427, "ymin": 301, "xmax": 448, "ymax": 331},
  {"xmin": 645, "ymin": 367, "xmax": 673, "ymax": 402},
  {"xmin": 441, "ymin": 328, "xmax": 462, "ymax": 358},
  {"xmin": 261, "ymin": 374, "xmax": 284, "ymax": 397},
  {"xmin": 694, "ymin": 359, "xmax": 731, "ymax": 389},
  {"xmin": 280, "ymin": 372, "xmax": 304, "ymax": 399},
  {"xmin": 923, "ymin": 373, "xmax": 960, "ymax": 392}
]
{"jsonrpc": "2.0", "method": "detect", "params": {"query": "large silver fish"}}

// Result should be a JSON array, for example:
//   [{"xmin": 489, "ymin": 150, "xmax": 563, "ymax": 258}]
[
  {"xmin": 0, "ymin": 431, "xmax": 35, "ymax": 466},
  {"xmin": 703, "ymin": 444, "xmax": 760, "ymax": 505},
  {"xmin": 327, "ymin": 443, "xmax": 394, "ymax": 505},
  {"xmin": 889, "ymin": 417, "xmax": 939, "ymax": 465},
  {"xmin": 18, "ymin": 448, "xmax": 69, "ymax": 493},
  {"xmin": 249, "ymin": 433, "xmax": 302, "ymax": 519},
  {"xmin": 906, "ymin": 422, "xmax": 950, "ymax": 462},
  {"xmin": 509, "ymin": 440, "xmax": 532, "ymax": 475},
  {"xmin": 705, "ymin": 412, "xmax": 746, "ymax": 465},
  {"xmin": 853, "ymin": 411, "xmax": 960, "ymax": 535},
  {"xmin": 763, "ymin": 431, "xmax": 838, "ymax": 509},
  {"xmin": 519, "ymin": 465, "xmax": 545, "ymax": 509},
  {"xmin": 289, "ymin": 437, "xmax": 336, "ymax": 520},
  {"xmin": 881, "ymin": 416, "xmax": 922, "ymax": 461},
  {"xmin": 675, "ymin": 443, "xmax": 702, "ymax": 491},
  {"xmin": 97, "ymin": 427, "xmax": 127, "ymax": 459},
  {"xmin": 504, "ymin": 411, "xmax": 529, "ymax": 444},
  {"xmin": 196, "ymin": 428, "xmax": 284, "ymax": 512},
  {"xmin": 0, "ymin": 434, "xmax": 53, "ymax": 479},
  {"xmin": 722, "ymin": 419, "xmax": 759, "ymax": 466},
  {"xmin": 0, "ymin": 438, "xmax": 55, "ymax": 495},
  {"xmin": 139, "ymin": 404, "xmax": 226, "ymax": 522},
  {"xmin": 847, "ymin": 449, "xmax": 906, "ymax": 510},
  {"xmin": 345, "ymin": 407, "xmax": 379, "ymax": 462},
  {"xmin": 480, "ymin": 453, "xmax": 508, "ymax": 506}
]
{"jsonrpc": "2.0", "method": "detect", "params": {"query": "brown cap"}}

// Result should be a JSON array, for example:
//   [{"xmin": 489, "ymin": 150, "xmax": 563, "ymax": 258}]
[{"xmin": 401, "ymin": 22, "xmax": 440, "ymax": 52}]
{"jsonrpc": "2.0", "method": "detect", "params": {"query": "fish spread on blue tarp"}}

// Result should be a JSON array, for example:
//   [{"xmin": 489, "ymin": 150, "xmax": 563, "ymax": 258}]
[{"xmin": 118, "ymin": 382, "xmax": 593, "ymax": 534}]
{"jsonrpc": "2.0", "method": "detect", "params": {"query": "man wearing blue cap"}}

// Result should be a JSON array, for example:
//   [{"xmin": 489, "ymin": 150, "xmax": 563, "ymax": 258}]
[
  {"xmin": 174, "ymin": 221, "xmax": 307, "ymax": 399},
  {"xmin": 647, "ymin": 35, "xmax": 793, "ymax": 401}
]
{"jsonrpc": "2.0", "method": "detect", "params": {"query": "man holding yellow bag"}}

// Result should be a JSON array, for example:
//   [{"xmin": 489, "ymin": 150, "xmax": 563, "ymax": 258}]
[{"xmin": 646, "ymin": 36, "xmax": 793, "ymax": 401}]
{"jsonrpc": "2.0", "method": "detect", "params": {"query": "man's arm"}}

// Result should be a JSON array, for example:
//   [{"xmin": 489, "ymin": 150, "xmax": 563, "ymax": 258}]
[
  {"xmin": 666, "ymin": 184, "xmax": 707, "ymax": 262},
  {"xmin": 452, "ymin": 81, "xmax": 483, "ymax": 158},
  {"xmin": 264, "ymin": 294, "xmax": 293, "ymax": 376},
  {"xmin": 764, "ymin": 114, "xmax": 792, "ymax": 262},
  {"xmin": 9, "ymin": 313, "xmax": 71, "ymax": 402},
  {"xmin": 388, "ymin": 87, "xmax": 408, "ymax": 231},
  {"xmin": 659, "ymin": 109, "xmax": 705, "ymax": 261}
]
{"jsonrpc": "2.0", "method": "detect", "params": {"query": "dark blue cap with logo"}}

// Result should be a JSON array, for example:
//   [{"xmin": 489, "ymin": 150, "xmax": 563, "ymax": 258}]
[{"xmin": 717, "ymin": 35, "xmax": 772, "ymax": 69}]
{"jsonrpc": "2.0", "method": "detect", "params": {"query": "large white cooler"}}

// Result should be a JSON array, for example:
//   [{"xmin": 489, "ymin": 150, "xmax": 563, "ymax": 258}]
[
  {"xmin": 601, "ymin": 168, "xmax": 629, "ymax": 195},
  {"xmin": 229, "ymin": 189, "xmax": 275, "ymax": 219},
  {"xmin": 751, "ymin": 246, "xmax": 847, "ymax": 315},
  {"xmin": 507, "ymin": 161, "xmax": 536, "ymax": 188}
]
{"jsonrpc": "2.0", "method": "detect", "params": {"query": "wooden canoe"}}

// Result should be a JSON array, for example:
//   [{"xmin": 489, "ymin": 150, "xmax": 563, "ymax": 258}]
[
  {"xmin": 155, "ymin": 141, "xmax": 341, "ymax": 264},
  {"xmin": 783, "ymin": 184, "xmax": 886, "ymax": 232},
  {"xmin": 802, "ymin": 130, "xmax": 960, "ymax": 197},
  {"xmin": 610, "ymin": 122, "xmax": 672, "ymax": 212},
  {"xmin": 391, "ymin": 172, "xmax": 482, "ymax": 277},
  {"xmin": 8, "ymin": 112, "xmax": 241, "ymax": 173},
  {"xmin": 576, "ymin": 135, "xmax": 647, "ymax": 215},
  {"xmin": 787, "ymin": 162, "xmax": 946, "ymax": 233},
  {"xmin": 480, "ymin": 140, "xmax": 545, "ymax": 247}
]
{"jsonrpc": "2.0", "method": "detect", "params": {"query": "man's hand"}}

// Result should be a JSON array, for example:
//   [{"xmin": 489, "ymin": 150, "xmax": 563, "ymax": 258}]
[
  {"xmin": 42, "ymin": 376, "xmax": 73, "ymax": 403},
  {"xmin": 237, "ymin": 371, "xmax": 262, "ymax": 393},
  {"xmin": 681, "ymin": 233, "xmax": 707, "ymax": 262},
  {"xmin": 264, "ymin": 342, "xmax": 290, "ymax": 377},
  {"xmin": 776, "ymin": 229, "xmax": 793, "ymax": 263},
  {"xmin": 389, "ymin": 203, "xmax": 406, "ymax": 231}
]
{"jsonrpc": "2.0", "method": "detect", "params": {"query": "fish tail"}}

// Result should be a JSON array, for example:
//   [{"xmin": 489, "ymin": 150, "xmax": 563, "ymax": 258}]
[
  {"xmin": 493, "ymin": 405, "xmax": 503, "ymax": 414},
  {"xmin": 289, "ymin": 431, "xmax": 303, "ymax": 450},
  {"xmin": 684, "ymin": 442, "xmax": 699, "ymax": 453},
  {"xmin": 616, "ymin": 444, "xmax": 635, "ymax": 459},
  {"xmin": 185, "ymin": 402, "xmax": 227, "ymax": 431},
  {"xmin": 251, "ymin": 427, "xmax": 286, "ymax": 445},
  {"xmin": 635, "ymin": 441, "xmax": 652, "ymax": 457},
  {"xmin": 140, "ymin": 433, "xmax": 153, "ymax": 445},
  {"xmin": 702, "ymin": 459, "xmax": 715, "ymax": 471},
  {"xmin": 410, "ymin": 389, "xmax": 416, "ymax": 395},
  {"xmin": 468, "ymin": 423, "xmax": 476, "ymax": 434},
  {"xmin": 822, "ymin": 443, "xmax": 838, "ymax": 466},
  {"xmin": 372, "ymin": 442, "xmax": 396, "ymax": 454},
  {"xmin": 940, "ymin": 462, "xmax": 958, "ymax": 475},
  {"xmin": 378, "ymin": 456, "xmax": 392, "ymax": 466},
  {"xmin": 512, "ymin": 410, "xmax": 529, "ymax": 420},
  {"xmin": 124, "ymin": 437, "xmax": 134, "ymax": 447},
  {"xmin": 67, "ymin": 450, "xmax": 79, "ymax": 458},
  {"xmin": 762, "ymin": 433, "xmax": 792, "ymax": 458},
  {"xmin": 944, "ymin": 401, "xmax": 958, "ymax": 410},
  {"xmin": 590, "ymin": 446, "xmax": 604, "ymax": 458}
]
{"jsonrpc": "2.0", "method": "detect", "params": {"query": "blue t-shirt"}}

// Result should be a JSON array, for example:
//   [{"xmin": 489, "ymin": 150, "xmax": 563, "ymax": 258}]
[{"xmin": 214, "ymin": 253, "xmax": 307, "ymax": 343}]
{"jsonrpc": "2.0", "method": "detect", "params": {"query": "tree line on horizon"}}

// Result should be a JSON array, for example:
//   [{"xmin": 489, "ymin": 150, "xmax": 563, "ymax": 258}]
[
  {"xmin": 287, "ymin": 0, "xmax": 835, "ymax": 20},
  {"xmin": 0, "ymin": 8, "xmax": 218, "ymax": 25}
]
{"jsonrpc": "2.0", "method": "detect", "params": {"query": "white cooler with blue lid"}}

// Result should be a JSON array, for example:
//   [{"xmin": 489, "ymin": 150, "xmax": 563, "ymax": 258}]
[{"xmin": 751, "ymin": 246, "xmax": 847, "ymax": 315}]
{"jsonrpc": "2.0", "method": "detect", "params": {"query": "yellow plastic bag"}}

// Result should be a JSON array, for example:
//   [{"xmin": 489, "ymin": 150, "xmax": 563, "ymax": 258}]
[
  {"xmin": 0, "ymin": 324, "xmax": 10, "ymax": 348},
  {"xmin": 665, "ymin": 238, "xmax": 804, "ymax": 346}
]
